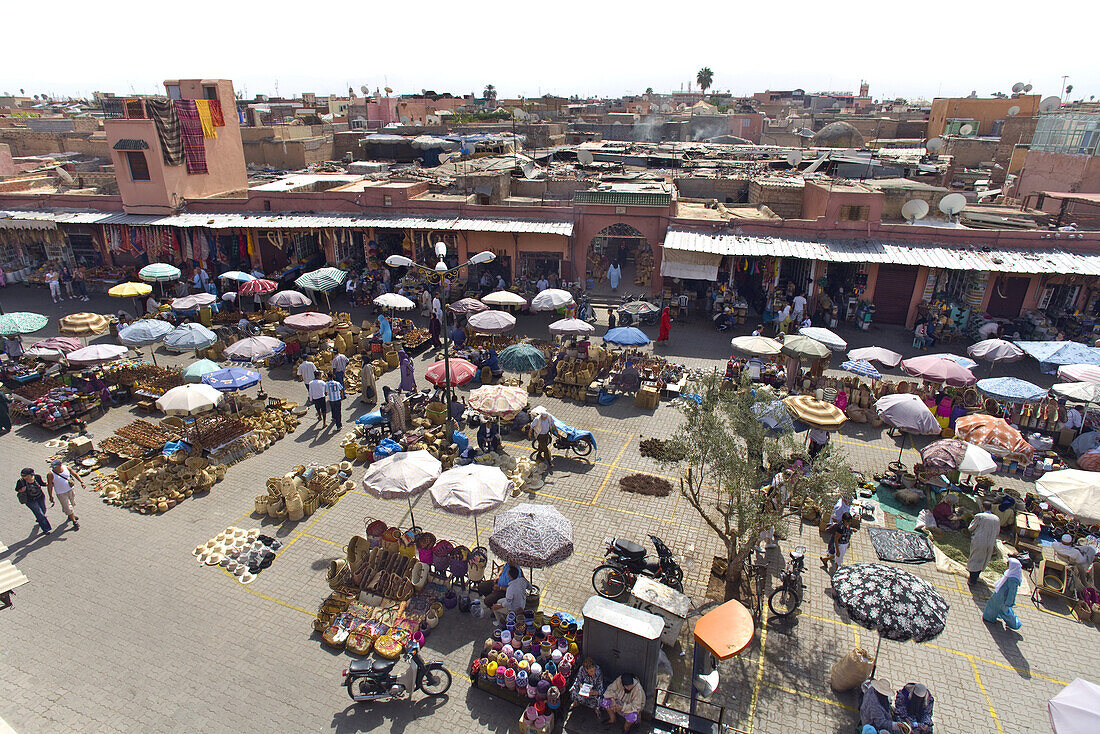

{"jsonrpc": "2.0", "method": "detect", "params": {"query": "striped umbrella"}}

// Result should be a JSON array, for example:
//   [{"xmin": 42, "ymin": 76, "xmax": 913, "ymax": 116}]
[
  {"xmin": 782, "ymin": 395, "xmax": 847, "ymax": 430},
  {"xmin": 468, "ymin": 385, "xmax": 528, "ymax": 418},
  {"xmin": 1058, "ymin": 364, "xmax": 1100, "ymax": 384},
  {"xmin": 448, "ymin": 297, "xmax": 489, "ymax": 315},
  {"xmin": 58, "ymin": 312, "xmax": 110, "ymax": 337},
  {"xmin": 362, "ymin": 449, "xmax": 442, "ymax": 529},
  {"xmin": 238, "ymin": 278, "xmax": 277, "ymax": 296},
  {"xmin": 489, "ymin": 503, "xmax": 574, "ymax": 570},
  {"xmin": 294, "ymin": 267, "xmax": 347, "ymax": 292},
  {"xmin": 283, "ymin": 312, "xmax": 332, "ymax": 332},
  {"xmin": 163, "ymin": 323, "xmax": 217, "ymax": 352},
  {"xmin": 107, "ymin": 282, "xmax": 152, "ymax": 297},
  {"xmin": 0, "ymin": 312, "xmax": 48, "ymax": 336},
  {"xmin": 138, "ymin": 263, "xmax": 181, "ymax": 282},
  {"xmin": 268, "ymin": 290, "xmax": 312, "ymax": 308},
  {"xmin": 954, "ymin": 414, "xmax": 1034, "ymax": 460},
  {"xmin": 468, "ymin": 309, "xmax": 517, "ymax": 334},
  {"xmin": 841, "ymin": 359, "xmax": 881, "ymax": 380},
  {"xmin": 425, "ymin": 358, "xmax": 478, "ymax": 386},
  {"xmin": 498, "ymin": 343, "xmax": 547, "ymax": 373},
  {"xmin": 430, "ymin": 465, "xmax": 513, "ymax": 546}
]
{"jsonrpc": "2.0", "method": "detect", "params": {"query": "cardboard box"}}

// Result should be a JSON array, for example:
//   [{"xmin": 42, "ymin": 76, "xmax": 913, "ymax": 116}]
[
  {"xmin": 68, "ymin": 436, "xmax": 93, "ymax": 457},
  {"xmin": 635, "ymin": 386, "xmax": 659, "ymax": 410}
]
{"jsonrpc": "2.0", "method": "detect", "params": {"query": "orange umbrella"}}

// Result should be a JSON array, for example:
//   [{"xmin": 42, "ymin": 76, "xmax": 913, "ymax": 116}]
[
  {"xmin": 58, "ymin": 312, "xmax": 110, "ymax": 337},
  {"xmin": 694, "ymin": 598, "xmax": 754, "ymax": 660},
  {"xmin": 954, "ymin": 414, "xmax": 1034, "ymax": 461}
]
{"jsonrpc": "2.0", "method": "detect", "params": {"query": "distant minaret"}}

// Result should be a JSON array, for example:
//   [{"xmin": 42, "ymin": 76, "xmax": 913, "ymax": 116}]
[{"xmin": 859, "ymin": 80, "xmax": 869, "ymax": 97}]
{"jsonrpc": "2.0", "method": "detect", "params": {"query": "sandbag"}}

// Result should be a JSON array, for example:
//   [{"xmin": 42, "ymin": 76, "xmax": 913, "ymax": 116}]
[{"xmin": 829, "ymin": 647, "xmax": 875, "ymax": 692}]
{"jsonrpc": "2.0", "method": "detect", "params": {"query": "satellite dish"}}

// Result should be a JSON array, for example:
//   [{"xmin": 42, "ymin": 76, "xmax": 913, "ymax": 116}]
[
  {"xmin": 660, "ymin": 103, "xmax": 672, "ymax": 112},
  {"xmin": 400, "ymin": 116, "xmax": 410, "ymax": 124},
  {"xmin": 1039, "ymin": 96, "xmax": 1061, "ymax": 112},
  {"xmin": 925, "ymin": 137, "xmax": 944, "ymax": 154},
  {"xmin": 577, "ymin": 149, "xmax": 594, "ymax": 165},
  {"xmin": 384, "ymin": 87, "xmax": 393, "ymax": 94},
  {"xmin": 55, "ymin": 166, "xmax": 74, "ymax": 184},
  {"xmin": 901, "ymin": 199, "xmax": 929, "ymax": 223},
  {"xmin": 785, "ymin": 150, "xmax": 803, "ymax": 166},
  {"xmin": 1024, "ymin": 84, "xmax": 1033, "ymax": 92},
  {"xmin": 512, "ymin": 108, "xmax": 527, "ymax": 120},
  {"xmin": 1011, "ymin": 82, "xmax": 1025, "ymax": 94},
  {"xmin": 360, "ymin": 85, "xmax": 369, "ymax": 95},
  {"xmin": 959, "ymin": 123, "xmax": 974, "ymax": 136},
  {"xmin": 521, "ymin": 161, "xmax": 538, "ymax": 179},
  {"xmin": 1007, "ymin": 105, "xmax": 1020, "ymax": 117},
  {"xmin": 939, "ymin": 193, "xmax": 967, "ymax": 216},
  {"xmin": 528, "ymin": 112, "xmax": 540, "ymax": 122}
]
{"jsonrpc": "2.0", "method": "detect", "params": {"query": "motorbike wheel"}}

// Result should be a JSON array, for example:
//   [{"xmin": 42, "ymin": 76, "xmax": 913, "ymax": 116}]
[
  {"xmin": 419, "ymin": 664, "xmax": 452, "ymax": 697},
  {"xmin": 571, "ymin": 437, "xmax": 594, "ymax": 457},
  {"xmin": 592, "ymin": 564, "xmax": 629, "ymax": 599},
  {"xmin": 348, "ymin": 678, "xmax": 376, "ymax": 701},
  {"xmin": 768, "ymin": 586, "xmax": 802, "ymax": 618}
]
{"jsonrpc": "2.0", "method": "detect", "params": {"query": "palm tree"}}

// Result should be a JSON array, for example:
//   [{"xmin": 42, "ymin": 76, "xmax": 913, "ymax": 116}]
[
  {"xmin": 696, "ymin": 67, "xmax": 714, "ymax": 95},
  {"xmin": 483, "ymin": 84, "xmax": 497, "ymax": 102},
  {"xmin": 645, "ymin": 87, "xmax": 654, "ymax": 96}
]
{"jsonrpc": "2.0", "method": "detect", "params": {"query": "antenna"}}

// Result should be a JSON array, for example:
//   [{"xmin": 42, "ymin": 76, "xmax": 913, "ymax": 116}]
[
  {"xmin": 577, "ymin": 149, "xmax": 594, "ymax": 165},
  {"xmin": 1007, "ymin": 105, "xmax": 1021, "ymax": 117},
  {"xmin": 1011, "ymin": 82, "xmax": 1025, "ymax": 94},
  {"xmin": 924, "ymin": 137, "xmax": 944, "ymax": 154},
  {"xmin": 785, "ymin": 150, "xmax": 803, "ymax": 166},
  {"xmin": 939, "ymin": 192, "xmax": 967, "ymax": 220},
  {"xmin": 901, "ymin": 199, "xmax": 929, "ymax": 224},
  {"xmin": 1039, "ymin": 96, "xmax": 1061, "ymax": 112}
]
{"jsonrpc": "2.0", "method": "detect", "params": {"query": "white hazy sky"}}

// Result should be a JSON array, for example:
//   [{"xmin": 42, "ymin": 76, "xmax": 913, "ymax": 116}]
[{"xmin": 3, "ymin": 1, "xmax": 1095, "ymax": 102}]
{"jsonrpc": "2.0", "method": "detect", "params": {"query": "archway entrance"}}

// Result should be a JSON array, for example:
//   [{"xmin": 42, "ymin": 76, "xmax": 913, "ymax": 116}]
[{"xmin": 586, "ymin": 223, "xmax": 653, "ymax": 295}]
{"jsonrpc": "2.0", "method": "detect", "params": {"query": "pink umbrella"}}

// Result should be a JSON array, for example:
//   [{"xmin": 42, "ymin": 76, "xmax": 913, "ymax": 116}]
[
  {"xmin": 448, "ymin": 298, "xmax": 489, "ymax": 315},
  {"xmin": 1076, "ymin": 447, "xmax": 1100, "ymax": 472},
  {"xmin": 900, "ymin": 355, "xmax": 976, "ymax": 387},
  {"xmin": 27, "ymin": 336, "xmax": 83, "ymax": 353},
  {"xmin": 1058, "ymin": 364, "xmax": 1100, "ymax": 384},
  {"xmin": 283, "ymin": 311, "xmax": 333, "ymax": 331},
  {"xmin": 425, "ymin": 358, "xmax": 478, "ymax": 387},
  {"xmin": 238, "ymin": 278, "xmax": 277, "ymax": 296}
]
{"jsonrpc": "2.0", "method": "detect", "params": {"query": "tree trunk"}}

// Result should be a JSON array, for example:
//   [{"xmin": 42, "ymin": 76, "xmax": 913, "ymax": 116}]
[{"xmin": 723, "ymin": 542, "xmax": 748, "ymax": 601}]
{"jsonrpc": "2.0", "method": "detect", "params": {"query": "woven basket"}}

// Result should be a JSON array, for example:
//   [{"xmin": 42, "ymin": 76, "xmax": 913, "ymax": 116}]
[{"xmin": 254, "ymin": 495, "xmax": 270, "ymax": 514}]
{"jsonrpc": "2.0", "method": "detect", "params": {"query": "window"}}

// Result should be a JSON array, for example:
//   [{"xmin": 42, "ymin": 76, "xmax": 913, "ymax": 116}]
[
  {"xmin": 203, "ymin": 85, "xmax": 218, "ymax": 100},
  {"xmin": 125, "ymin": 151, "xmax": 150, "ymax": 181},
  {"xmin": 839, "ymin": 205, "xmax": 869, "ymax": 221},
  {"xmin": 166, "ymin": 85, "xmax": 181, "ymax": 100}
]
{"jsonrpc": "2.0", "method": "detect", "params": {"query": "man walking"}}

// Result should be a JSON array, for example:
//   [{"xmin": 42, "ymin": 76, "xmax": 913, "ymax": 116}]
[
  {"xmin": 331, "ymin": 351, "xmax": 349, "ymax": 386},
  {"xmin": 308, "ymin": 373, "xmax": 328, "ymax": 426},
  {"xmin": 47, "ymin": 458, "xmax": 85, "ymax": 531},
  {"xmin": 325, "ymin": 373, "xmax": 346, "ymax": 430},
  {"xmin": 529, "ymin": 406, "xmax": 555, "ymax": 471},
  {"xmin": 297, "ymin": 357, "xmax": 317, "ymax": 398},
  {"xmin": 15, "ymin": 467, "xmax": 52, "ymax": 534}
]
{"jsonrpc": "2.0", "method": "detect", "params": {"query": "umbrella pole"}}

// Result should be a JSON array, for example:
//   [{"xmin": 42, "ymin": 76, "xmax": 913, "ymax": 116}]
[
  {"xmin": 474, "ymin": 514, "xmax": 480, "ymax": 548},
  {"xmin": 150, "ymin": 346, "xmax": 158, "ymax": 366},
  {"xmin": 870, "ymin": 633, "xmax": 883, "ymax": 679}
]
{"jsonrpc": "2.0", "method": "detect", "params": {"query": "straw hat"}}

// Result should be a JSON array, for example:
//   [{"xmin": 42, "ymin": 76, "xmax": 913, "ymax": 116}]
[{"xmin": 239, "ymin": 572, "xmax": 255, "ymax": 584}]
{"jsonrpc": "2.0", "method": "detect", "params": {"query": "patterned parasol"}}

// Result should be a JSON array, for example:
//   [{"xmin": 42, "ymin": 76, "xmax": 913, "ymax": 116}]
[
  {"xmin": 268, "ymin": 290, "xmax": 312, "ymax": 308},
  {"xmin": 201, "ymin": 366, "xmax": 261, "ymax": 392},
  {"xmin": 447, "ymin": 297, "xmax": 489, "ymax": 314},
  {"xmin": 489, "ymin": 503, "xmax": 574, "ymax": 569},
  {"xmin": 237, "ymin": 278, "xmax": 277, "ymax": 296},
  {"xmin": 0, "ymin": 312, "xmax": 49, "ymax": 336},
  {"xmin": 841, "ymin": 359, "xmax": 882, "ymax": 380},
  {"xmin": 468, "ymin": 385, "xmax": 528, "ymax": 418},
  {"xmin": 782, "ymin": 395, "xmax": 847, "ymax": 430},
  {"xmin": 832, "ymin": 563, "xmax": 949, "ymax": 643},
  {"xmin": 425, "ymin": 358, "xmax": 478, "ymax": 386},
  {"xmin": 468, "ymin": 309, "xmax": 517, "ymax": 334},
  {"xmin": 976, "ymin": 377, "xmax": 1047, "ymax": 403},
  {"xmin": 283, "ymin": 312, "xmax": 333, "ymax": 331},
  {"xmin": 1058, "ymin": 364, "xmax": 1100, "ymax": 384},
  {"xmin": 498, "ymin": 343, "xmax": 547, "ymax": 373},
  {"xmin": 108, "ymin": 282, "xmax": 152, "ymax": 298},
  {"xmin": 58, "ymin": 312, "xmax": 110, "ymax": 337},
  {"xmin": 954, "ymin": 414, "xmax": 1034, "ymax": 460},
  {"xmin": 919, "ymin": 439, "xmax": 996, "ymax": 475}
]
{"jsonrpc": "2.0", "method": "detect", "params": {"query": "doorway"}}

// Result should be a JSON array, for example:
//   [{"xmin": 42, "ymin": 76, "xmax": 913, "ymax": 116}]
[
  {"xmin": 586, "ymin": 223, "xmax": 651, "ymax": 295},
  {"xmin": 986, "ymin": 276, "xmax": 1030, "ymax": 319}
]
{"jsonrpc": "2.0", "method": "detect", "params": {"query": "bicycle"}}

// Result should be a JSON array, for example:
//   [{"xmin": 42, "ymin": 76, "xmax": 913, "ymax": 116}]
[
  {"xmin": 767, "ymin": 545, "xmax": 806, "ymax": 618},
  {"xmin": 741, "ymin": 551, "xmax": 770, "ymax": 621}
]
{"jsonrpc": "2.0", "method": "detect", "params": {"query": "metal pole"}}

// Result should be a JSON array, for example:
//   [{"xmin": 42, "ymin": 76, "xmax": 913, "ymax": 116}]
[
  {"xmin": 407, "ymin": 494, "xmax": 417, "ymax": 532},
  {"xmin": 870, "ymin": 633, "xmax": 883, "ymax": 678},
  {"xmin": 689, "ymin": 638, "xmax": 702, "ymax": 716}
]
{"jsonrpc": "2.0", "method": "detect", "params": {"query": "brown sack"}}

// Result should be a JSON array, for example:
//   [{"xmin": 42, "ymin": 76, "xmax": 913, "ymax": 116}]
[{"xmin": 829, "ymin": 647, "xmax": 875, "ymax": 691}]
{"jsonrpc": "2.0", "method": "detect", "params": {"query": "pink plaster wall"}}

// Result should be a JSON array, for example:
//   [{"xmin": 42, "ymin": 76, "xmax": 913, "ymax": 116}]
[{"xmin": 1014, "ymin": 150, "xmax": 1100, "ymax": 199}]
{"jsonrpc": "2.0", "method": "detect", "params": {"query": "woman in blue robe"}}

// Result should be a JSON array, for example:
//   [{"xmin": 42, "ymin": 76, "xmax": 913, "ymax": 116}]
[
  {"xmin": 377, "ymin": 313, "xmax": 392, "ymax": 343},
  {"xmin": 982, "ymin": 557, "xmax": 1023, "ymax": 630}
]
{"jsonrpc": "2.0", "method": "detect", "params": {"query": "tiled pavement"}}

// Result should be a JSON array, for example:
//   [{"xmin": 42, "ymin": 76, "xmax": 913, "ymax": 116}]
[{"xmin": 1, "ymin": 286, "xmax": 1096, "ymax": 734}]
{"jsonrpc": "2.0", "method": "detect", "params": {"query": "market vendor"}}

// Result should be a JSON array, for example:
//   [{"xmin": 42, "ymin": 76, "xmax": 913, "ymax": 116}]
[
  {"xmin": 570, "ymin": 657, "xmax": 605, "ymax": 715},
  {"xmin": 491, "ymin": 565, "xmax": 528, "ymax": 622},
  {"xmin": 477, "ymin": 562, "xmax": 525, "ymax": 606},
  {"xmin": 894, "ymin": 683, "xmax": 934, "ymax": 734},
  {"xmin": 450, "ymin": 325, "xmax": 466, "ymax": 349},
  {"xmin": 991, "ymin": 495, "xmax": 1017, "ymax": 531},
  {"xmin": 932, "ymin": 493, "xmax": 964, "ymax": 531},
  {"xmin": 484, "ymin": 348, "xmax": 502, "ymax": 379},
  {"xmin": 471, "ymin": 415, "xmax": 501, "ymax": 453},
  {"xmin": 599, "ymin": 674, "xmax": 645, "ymax": 732},
  {"xmin": 1052, "ymin": 534, "xmax": 1098, "ymax": 584},
  {"xmin": 860, "ymin": 678, "xmax": 910, "ymax": 734}
]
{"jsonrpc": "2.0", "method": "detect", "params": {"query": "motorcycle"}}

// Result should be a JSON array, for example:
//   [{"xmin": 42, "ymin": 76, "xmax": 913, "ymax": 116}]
[
  {"xmin": 343, "ymin": 641, "xmax": 452, "ymax": 703},
  {"xmin": 577, "ymin": 294, "xmax": 598, "ymax": 324},
  {"xmin": 592, "ymin": 535, "xmax": 684, "ymax": 599},
  {"xmin": 530, "ymin": 417, "xmax": 596, "ymax": 458}
]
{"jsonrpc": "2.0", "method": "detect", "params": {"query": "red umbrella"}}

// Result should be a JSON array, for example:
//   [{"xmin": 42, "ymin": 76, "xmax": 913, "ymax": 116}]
[
  {"xmin": 283, "ymin": 311, "xmax": 333, "ymax": 331},
  {"xmin": 900, "ymin": 355, "xmax": 976, "ymax": 387},
  {"xmin": 238, "ymin": 278, "xmax": 277, "ymax": 296},
  {"xmin": 425, "ymin": 358, "xmax": 478, "ymax": 387}
]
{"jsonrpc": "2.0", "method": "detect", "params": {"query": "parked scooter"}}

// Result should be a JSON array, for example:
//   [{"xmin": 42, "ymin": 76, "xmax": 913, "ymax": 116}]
[
  {"xmin": 343, "ymin": 641, "xmax": 452, "ymax": 703},
  {"xmin": 592, "ymin": 535, "xmax": 684, "ymax": 599}
]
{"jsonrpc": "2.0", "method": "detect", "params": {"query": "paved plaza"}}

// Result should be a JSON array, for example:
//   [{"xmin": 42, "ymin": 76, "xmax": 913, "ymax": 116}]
[{"xmin": 1, "ymin": 286, "xmax": 1098, "ymax": 734}]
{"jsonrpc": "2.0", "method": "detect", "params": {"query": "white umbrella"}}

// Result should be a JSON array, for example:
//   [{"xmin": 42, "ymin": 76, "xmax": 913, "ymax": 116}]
[
  {"xmin": 429, "ymin": 465, "xmax": 513, "ymax": 545},
  {"xmin": 481, "ymin": 291, "xmax": 528, "ymax": 308},
  {"xmin": 730, "ymin": 335, "xmax": 783, "ymax": 357},
  {"xmin": 530, "ymin": 288, "xmax": 574, "ymax": 311},
  {"xmin": 171, "ymin": 293, "xmax": 217, "ymax": 310},
  {"xmin": 66, "ymin": 344, "xmax": 130, "ymax": 366},
  {"xmin": 223, "ymin": 336, "xmax": 284, "ymax": 363},
  {"xmin": 361, "ymin": 450, "xmax": 442, "ymax": 529},
  {"xmin": 468, "ymin": 309, "xmax": 517, "ymax": 334},
  {"xmin": 957, "ymin": 443, "xmax": 997, "ymax": 474},
  {"xmin": 374, "ymin": 293, "xmax": 416, "ymax": 311},
  {"xmin": 1036, "ymin": 470, "xmax": 1100, "ymax": 524},
  {"xmin": 1052, "ymin": 382, "xmax": 1100, "ymax": 404},
  {"xmin": 268, "ymin": 290, "xmax": 312, "ymax": 308},
  {"xmin": 847, "ymin": 346, "xmax": 902, "ymax": 367},
  {"xmin": 968, "ymin": 338, "xmax": 1025, "ymax": 364},
  {"xmin": 155, "ymin": 384, "xmax": 224, "ymax": 416},
  {"xmin": 1049, "ymin": 678, "xmax": 1100, "ymax": 734},
  {"xmin": 549, "ymin": 318, "xmax": 596, "ymax": 336},
  {"xmin": 799, "ymin": 326, "xmax": 847, "ymax": 351}
]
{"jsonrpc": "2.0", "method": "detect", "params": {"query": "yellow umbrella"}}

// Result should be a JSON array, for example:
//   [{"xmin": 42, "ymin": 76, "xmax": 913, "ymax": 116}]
[
  {"xmin": 108, "ymin": 282, "xmax": 152, "ymax": 297},
  {"xmin": 782, "ymin": 395, "xmax": 847, "ymax": 430},
  {"xmin": 58, "ymin": 312, "xmax": 111, "ymax": 337}
]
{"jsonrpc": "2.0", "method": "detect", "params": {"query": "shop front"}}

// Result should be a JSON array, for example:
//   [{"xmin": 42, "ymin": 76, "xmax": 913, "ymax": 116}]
[{"xmin": 871, "ymin": 265, "xmax": 919, "ymax": 325}]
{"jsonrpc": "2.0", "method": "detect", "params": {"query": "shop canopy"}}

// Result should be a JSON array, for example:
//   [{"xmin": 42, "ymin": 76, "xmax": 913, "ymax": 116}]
[
  {"xmin": 1035, "ymin": 470, "xmax": 1100, "ymax": 524},
  {"xmin": 659, "ymin": 247, "xmax": 721, "ymax": 281},
  {"xmin": 1015, "ymin": 341, "xmax": 1100, "ymax": 374}
]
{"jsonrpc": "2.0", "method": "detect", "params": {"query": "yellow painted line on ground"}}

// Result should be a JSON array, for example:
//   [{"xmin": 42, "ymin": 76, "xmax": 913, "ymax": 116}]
[
  {"xmin": 746, "ymin": 614, "xmax": 768, "ymax": 733},
  {"xmin": 241, "ymin": 584, "xmax": 316, "ymax": 616},
  {"xmin": 591, "ymin": 436, "xmax": 633, "ymax": 505},
  {"xmin": 968, "ymin": 655, "xmax": 1005, "ymax": 734},
  {"xmin": 301, "ymin": 532, "xmax": 343, "ymax": 548},
  {"xmin": 761, "ymin": 681, "xmax": 857, "ymax": 712},
  {"xmin": 836, "ymin": 436, "xmax": 916, "ymax": 455}
]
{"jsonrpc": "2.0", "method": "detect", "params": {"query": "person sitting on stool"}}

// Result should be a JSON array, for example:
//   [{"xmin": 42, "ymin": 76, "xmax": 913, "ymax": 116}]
[{"xmin": 491, "ymin": 565, "xmax": 528, "ymax": 623}]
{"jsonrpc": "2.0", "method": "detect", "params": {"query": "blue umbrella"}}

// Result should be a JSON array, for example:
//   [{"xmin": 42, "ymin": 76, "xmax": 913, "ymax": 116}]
[
  {"xmin": 118, "ymin": 319, "xmax": 174, "ymax": 347},
  {"xmin": 1015, "ymin": 341, "xmax": 1100, "ymax": 375},
  {"xmin": 841, "ymin": 359, "xmax": 882, "ymax": 380},
  {"xmin": 219, "ymin": 270, "xmax": 256, "ymax": 283},
  {"xmin": 202, "ymin": 366, "xmax": 261, "ymax": 392},
  {"xmin": 603, "ymin": 327, "xmax": 651, "ymax": 346},
  {"xmin": 976, "ymin": 377, "xmax": 1047, "ymax": 403},
  {"xmin": 163, "ymin": 323, "xmax": 217, "ymax": 353}
]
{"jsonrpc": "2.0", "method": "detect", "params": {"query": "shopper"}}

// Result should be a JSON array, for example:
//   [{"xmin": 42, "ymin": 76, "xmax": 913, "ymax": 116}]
[
  {"xmin": 607, "ymin": 308, "xmax": 617, "ymax": 331},
  {"xmin": 297, "ymin": 357, "xmax": 317, "ymax": 397},
  {"xmin": 967, "ymin": 511, "xmax": 1001, "ymax": 586},
  {"xmin": 60, "ymin": 266, "xmax": 75, "ymax": 300},
  {"xmin": 308, "ymin": 373, "xmax": 328, "ymax": 426},
  {"xmin": 15, "ymin": 467, "xmax": 52, "ymax": 534},
  {"xmin": 432, "ymin": 292, "xmax": 443, "ymax": 323},
  {"xmin": 325, "ymin": 373, "xmax": 345, "ymax": 430},
  {"xmin": 73, "ymin": 265, "xmax": 88, "ymax": 301},
  {"xmin": 529, "ymin": 406, "xmax": 555, "ymax": 470},
  {"xmin": 397, "ymin": 349, "xmax": 416, "ymax": 392},
  {"xmin": 46, "ymin": 269, "xmax": 61, "ymax": 303},
  {"xmin": 808, "ymin": 427, "xmax": 830, "ymax": 459},
  {"xmin": 821, "ymin": 512, "xmax": 854, "ymax": 572},
  {"xmin": 47, "ymin": 459, "xmax": 85, "ymax": 531},
  {"xmin": 331, "ymin": 351, "xmax": 349, "ymax": 386},
  {"xmin": 0, "ymin": 390, "xmax": 10, "ymax": 433},
  {"xmin": 599, "ymin": 674, "xmax": 645, "ymax": 732},
  {"xmin": 476, "ymin": 562, "xmax": 524, "ymax": 606},
  {"xmin": 657, "ymin": 306, "xmax": 672, "ymax": 342},
  {"xmin": 983, "ymin": 558, "xmax": 1024, "ymax": 631}
]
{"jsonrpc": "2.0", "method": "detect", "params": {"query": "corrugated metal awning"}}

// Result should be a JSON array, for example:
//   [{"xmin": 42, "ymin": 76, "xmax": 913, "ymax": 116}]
[
  {"xmin": 0, "ymin": 211, "xmax": 58, "ymax": 230},
  {"xmin": 663, "ymin": 228, "xmax": 1100, "ymax": 276}
]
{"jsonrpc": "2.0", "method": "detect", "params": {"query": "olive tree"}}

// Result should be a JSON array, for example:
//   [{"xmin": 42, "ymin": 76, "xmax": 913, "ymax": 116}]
[{"xmin": 660, "ymin": 372, "xmax": 856, "ymax": 601}]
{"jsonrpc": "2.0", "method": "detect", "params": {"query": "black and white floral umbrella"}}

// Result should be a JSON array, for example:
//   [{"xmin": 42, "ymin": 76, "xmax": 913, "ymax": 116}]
[
  {"xmin": 832, "ymin": 563, "xmax": 949, "ymax": 675},
  {"xmin": 488, "ymin": 503, "xmax": 573, "ymax": 570}
]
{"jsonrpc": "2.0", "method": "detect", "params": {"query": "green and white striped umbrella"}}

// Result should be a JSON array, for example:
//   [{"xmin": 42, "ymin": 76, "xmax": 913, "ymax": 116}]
[
  {"xmin": 294, "ymin": 267, "xmax": 347, "ymax": 292},
  {"xmin": 0, "ymin": 312, "xmax": 49, "ymax": 336},
  {"xmin": 139, "ymin": 263, "xmax": 182, "ymax": 282}
]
